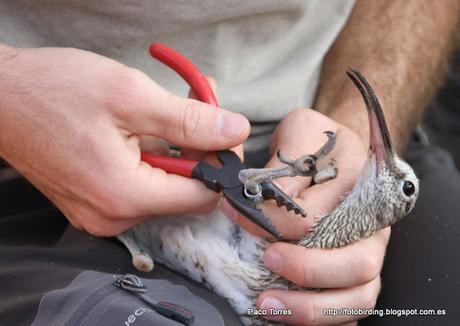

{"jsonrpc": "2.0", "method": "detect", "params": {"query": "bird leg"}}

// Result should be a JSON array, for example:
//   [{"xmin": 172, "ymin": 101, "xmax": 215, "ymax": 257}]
[
  {"xmin": 117, "ymin": 231, "xmax": 154, "ymax": 272},
  {"xmin": 239, "ymin": 131, "xmax": 337, "ymax": 195}
]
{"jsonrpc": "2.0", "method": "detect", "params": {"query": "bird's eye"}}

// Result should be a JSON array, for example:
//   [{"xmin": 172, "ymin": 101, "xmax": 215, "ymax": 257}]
[{"xmin": 402, "ymin": 180, "xmax": 415, "ymax": 197}]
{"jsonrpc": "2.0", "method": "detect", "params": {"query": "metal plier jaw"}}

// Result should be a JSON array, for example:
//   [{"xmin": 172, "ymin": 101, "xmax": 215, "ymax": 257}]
[{"xmin": 191, "ymin": 150, "xmax": 306, "ymax": 239}]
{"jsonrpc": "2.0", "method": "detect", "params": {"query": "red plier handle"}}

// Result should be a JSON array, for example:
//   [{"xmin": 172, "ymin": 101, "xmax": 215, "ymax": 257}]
[
  {"xmin": 140, "ymin": 152, "xmax": 198, "ymax": 178},
  {"xmin": 141, "ymin": 43, "xmax": 217, "ymax": 177},
  {"xmin": 149, "ymin": 43, "xmax": 218, "ymax": 106}
]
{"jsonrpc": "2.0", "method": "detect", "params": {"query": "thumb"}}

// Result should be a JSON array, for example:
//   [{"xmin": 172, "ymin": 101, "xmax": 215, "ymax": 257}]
[
  {"xmin": 183, "ymin": 75, "xmax": 245, "ymax": 162},
  {"xmin": 182, "ymin": 75, "xmax": 220, "ymax": 160},
  {"xmin": 121, "ymin": 77, "xmax": 250, "ymax": 151}
]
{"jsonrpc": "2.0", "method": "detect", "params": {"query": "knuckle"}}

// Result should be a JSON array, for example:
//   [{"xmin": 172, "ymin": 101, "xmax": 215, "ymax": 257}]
[
  {"xmin": 288, "ymin": 108, "xmax": 311, "ymax": 120},
  {"xmin": 99, "ymin": 204, "xmax": 118, "ymax": 220},
  {"xmin": 288, "ymin": 108, "xmax": 329, "ymax": 125},
  {"xmin": 91, "ymin": 183, "xmax": 134, "ymax": 220},
  {"xmin": 118, "ymin": 68, "xmax": 148, "ymax": 98},
  {"xmin": 100, "ymin": 197, "xmax": 132, "ymax": 220},
  {"xmin": 105, "ymin": 68, "xmax": 148, "ymax": 112},
  {"xmin": 177, "ymin": 101, "xmax": 206, "ymax": 141},
  {"xmin": 302, "ymin": 299, "xmax": 318, "ymax": 325},
  {"xmin": 81, "ymin": 216, "xmax": 117, "ymax": 237},
  {"xmin": 301, "ymin": 259, "xmax": 315, "ymax": 287},
  {"xmin": 361, "ymin": 279, "xmax": 381, "ymax": 310},
  {"xmin": 355, "ymin": 252, "xmax": 382, "ymax": 283}
]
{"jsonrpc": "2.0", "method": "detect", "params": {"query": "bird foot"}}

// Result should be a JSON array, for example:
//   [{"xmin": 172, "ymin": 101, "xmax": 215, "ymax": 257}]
[
  {"xmin": 313, "ymin": 158, "xmax": 338, "ymax": 185},
  {"xmin": 117, "ymin": 232, "xmax": 155, "ymax": 272},
  {"xmin": 132, "ymin": 253, "xmax": 154, "ymax": 272},
  {"xmin": 239, "ymin": 131, "xmax": 337, "ymax": 191}
]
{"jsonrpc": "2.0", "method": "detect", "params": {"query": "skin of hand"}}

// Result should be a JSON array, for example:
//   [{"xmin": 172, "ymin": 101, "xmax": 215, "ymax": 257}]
[
  {"xmin": 0, "ymin": 45, "xmax": 250, "ymax": 236},
  {"xmin": 224, "ymin": 1, "xmax": 459, "ymax": 324},
  {"xmin": 222, "ymin": 109, "xmax": 388, "ymax": 325}
]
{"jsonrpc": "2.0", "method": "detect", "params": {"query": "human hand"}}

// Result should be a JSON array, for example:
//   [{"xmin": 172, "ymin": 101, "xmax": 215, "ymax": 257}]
[
  {"xmin": 0, "ymin": 45, "xmax": 249, "ymax": 236},
  {"xmin": 222, "ymin": 108, "xmax": 387, "ymax": 324},
  {"xmin": 258, "ymin": 228, "xmax": 388, "ymax": 325}
]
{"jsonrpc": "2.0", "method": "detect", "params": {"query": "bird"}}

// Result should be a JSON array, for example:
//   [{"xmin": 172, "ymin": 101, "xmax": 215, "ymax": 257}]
[{"xmin": 117, "ymin": 69, "xmax": 419, "ymax": 325}]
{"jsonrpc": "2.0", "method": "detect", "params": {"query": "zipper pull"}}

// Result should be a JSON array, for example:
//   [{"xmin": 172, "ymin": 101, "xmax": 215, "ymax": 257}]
[{"xmin": 113, "ymin": 274, "xmax": 195, "ymax": 326}]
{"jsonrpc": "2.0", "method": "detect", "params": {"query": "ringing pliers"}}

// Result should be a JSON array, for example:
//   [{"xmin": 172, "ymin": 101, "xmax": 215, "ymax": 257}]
[{"xmin": 141, "ymin": 43, "xmax": 306, "ymax": 239}]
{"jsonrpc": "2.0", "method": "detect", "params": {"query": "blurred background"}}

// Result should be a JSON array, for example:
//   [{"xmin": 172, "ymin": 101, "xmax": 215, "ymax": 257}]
[{"xmin": 423, "ymin": 50, "xmax": 460, "ymax": 168}]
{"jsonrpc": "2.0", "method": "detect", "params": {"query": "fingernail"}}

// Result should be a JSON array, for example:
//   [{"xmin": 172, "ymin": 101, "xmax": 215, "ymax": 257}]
[
  {"xmin": 264, "ymin": 249, "xmax": 282, "ymax": 272},
  {"xmin": 260, "ymin": 297, "xmax": 286, "ymax": 319},
  {"xmin": 216, "ymin": 111, "xmax": 247, "ymax": 139}
]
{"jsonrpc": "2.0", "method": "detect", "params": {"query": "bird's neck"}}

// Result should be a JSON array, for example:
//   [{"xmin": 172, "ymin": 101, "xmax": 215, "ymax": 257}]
[{"xmin": 299, "ymin": 159, "xmax": 383, "ymax": 248}]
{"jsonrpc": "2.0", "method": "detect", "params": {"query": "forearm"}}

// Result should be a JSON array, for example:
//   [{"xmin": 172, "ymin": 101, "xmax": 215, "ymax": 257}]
[
  {"xmin": 0, "ymin": 42, "xmax": 21, "ymax": 158},
  {"xmin": 0, "ymin": 42, "xmax": 15, "ymax": 58},
  {"xmin": 314, "ymin": 0, "xmax": 459, "ymax": 152}
]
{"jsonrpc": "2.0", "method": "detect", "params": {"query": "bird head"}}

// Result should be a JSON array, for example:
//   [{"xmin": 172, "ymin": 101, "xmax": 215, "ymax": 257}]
[{"xmin": 347, "ymin": 69, "xmax": 419, "ymax": 228}]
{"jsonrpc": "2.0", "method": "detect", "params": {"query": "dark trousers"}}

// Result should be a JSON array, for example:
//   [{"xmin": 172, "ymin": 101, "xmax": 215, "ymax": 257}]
[{"xmin": 1, "ymin": 138, "xmax": 459, "ymax": 326}]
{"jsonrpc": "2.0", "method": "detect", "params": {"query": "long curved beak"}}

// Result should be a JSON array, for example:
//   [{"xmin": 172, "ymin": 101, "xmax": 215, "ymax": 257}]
[{"xmin": 346, "ymin": 69, "xmax": 394, "ymax": 168}]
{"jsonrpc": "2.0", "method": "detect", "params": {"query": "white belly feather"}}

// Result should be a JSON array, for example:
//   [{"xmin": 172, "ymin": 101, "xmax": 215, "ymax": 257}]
[{"xmin": 123, "ymin": 209, "xmax": 285, "ymax": 316}]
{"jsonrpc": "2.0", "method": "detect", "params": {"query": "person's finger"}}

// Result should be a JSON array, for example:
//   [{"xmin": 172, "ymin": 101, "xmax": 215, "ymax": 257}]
[
  {"xmin": 71, "ymin": 214, "xmax": 147, "ymax": 237},
  {"xmin": 80, "ymin": 131, "xmax": 221, "ymax": 225},
  {"xmin": 55, "ymin": 197, "xmax": 148, "ymax": 237},
  {"xmin": 267, "ymin": 109, "xmax": 339, "ymax": 197},
  {"xmin": 256, "ymin": 276, "xmax": 381, "ymax": 325},
  {"xmin": 263, "ymin": 228, "xmax": 390, "ymax": 288},
  {"xmin": 120, "ymin": 162, "xmax": 221, "ymax": 218},
  {"xmin": 183, "ymin": 75, "xmax": 245, "ymax": 166},
  {"xmin": 114, "ymin": 71, "xmax": 249, "ymax": 150},
  {"xmin": 183, "ymin": 75, "xmax": 219, "ymax": 160},
  {"xmin": 139, "ymin": 135, "xmax": 170, "ymax": 154}
]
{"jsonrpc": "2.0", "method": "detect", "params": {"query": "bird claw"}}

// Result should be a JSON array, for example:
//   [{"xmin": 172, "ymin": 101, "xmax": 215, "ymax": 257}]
[
  {"xmin": 313, "ymin": 158, "xmax": 338, "ymax": 184},
  {"xmin": 275, "ymin": 130, "xmax": 337, "ymax": 174},
  {"xmin": 314, "ymin": 131, "xmax": 337, "ymax": 158},
  {"xmin": 239, "ymin": 131, "xmax": 338, "ymax": 190}
]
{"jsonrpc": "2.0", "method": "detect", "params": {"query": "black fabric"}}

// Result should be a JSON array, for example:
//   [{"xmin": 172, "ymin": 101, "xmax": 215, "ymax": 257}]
[
  {"xmin": 1, "ymin": 139, "xmax": 459, "ymax": 326},
  {"xmin": 424, "ymin": 51, "xmax": 460, "ymax": 168}
]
